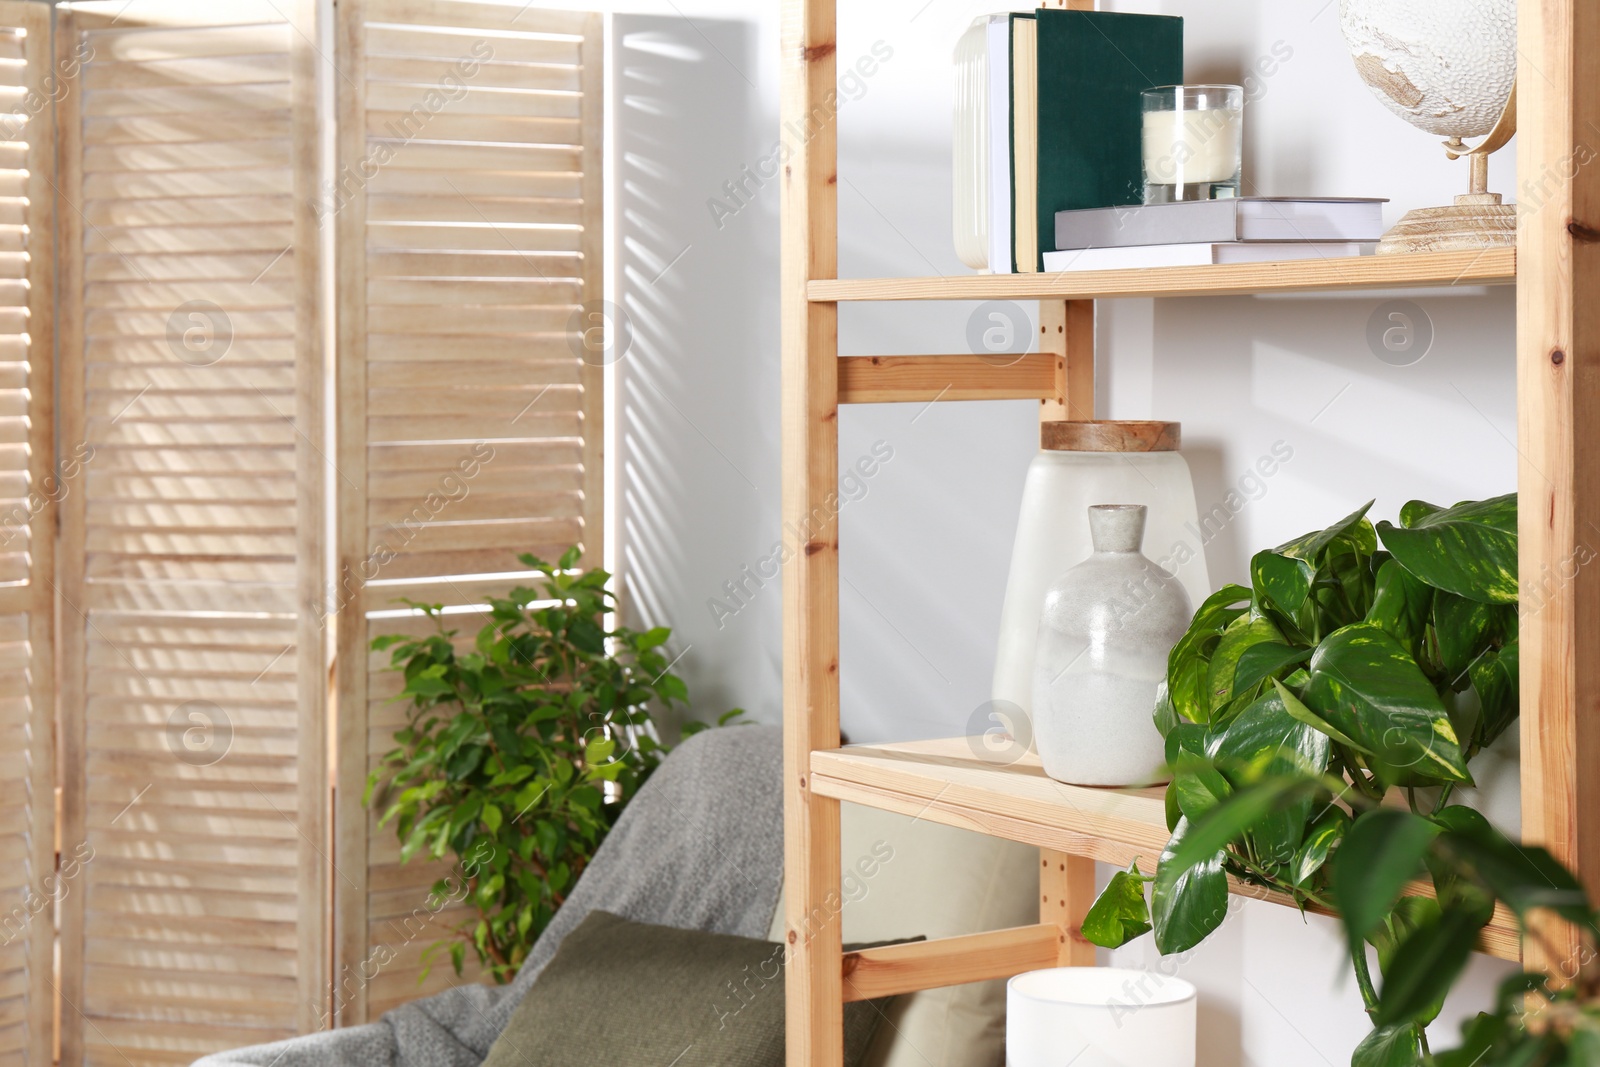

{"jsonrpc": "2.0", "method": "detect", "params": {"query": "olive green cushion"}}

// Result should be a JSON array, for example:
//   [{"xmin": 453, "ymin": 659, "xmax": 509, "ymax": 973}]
[{"xmin": 481, "ymin": 910, "xmax": 904, "ymax": 1067}]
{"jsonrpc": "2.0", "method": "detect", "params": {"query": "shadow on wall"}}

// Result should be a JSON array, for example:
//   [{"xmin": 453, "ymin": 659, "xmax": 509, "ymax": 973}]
[
  {"xmin": 1148, "ymin": 287, "xmax": 1517, "ymax": 587},
  {"xmin": 613, "ymin": 16, "xmax": 781, "ymax": 732}
]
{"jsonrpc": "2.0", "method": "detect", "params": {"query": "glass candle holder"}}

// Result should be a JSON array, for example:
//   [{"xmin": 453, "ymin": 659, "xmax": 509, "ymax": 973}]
[
  {"xmin": 1008, "ymin": 968, "xmax": 1197, "ymax": 1067},
  {"xmin": 1141, "ymin": 84, "xmax": 1244, "ymax": 204}
]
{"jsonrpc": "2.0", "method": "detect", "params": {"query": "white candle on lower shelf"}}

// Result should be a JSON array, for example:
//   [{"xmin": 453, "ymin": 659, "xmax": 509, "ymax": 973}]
[{"xmin": 1143, "ymin": 106, "xmax": 1243, "ymax": 186}]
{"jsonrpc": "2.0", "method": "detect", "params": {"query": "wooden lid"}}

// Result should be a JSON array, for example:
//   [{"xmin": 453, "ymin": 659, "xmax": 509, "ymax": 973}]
[{"xmin": 1040, "ymin": 420, "xmax": 1181, "ymax": 453}]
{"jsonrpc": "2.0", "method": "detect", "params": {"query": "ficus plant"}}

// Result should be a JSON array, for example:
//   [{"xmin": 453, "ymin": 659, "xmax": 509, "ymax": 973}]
[
  {"xmin": 1082, "ymin": 494, "xmax": 1520, "ymax": 1064},
  {"xmin": 365, "ymin": 548, "xmax": 743, "ymax": 983}
]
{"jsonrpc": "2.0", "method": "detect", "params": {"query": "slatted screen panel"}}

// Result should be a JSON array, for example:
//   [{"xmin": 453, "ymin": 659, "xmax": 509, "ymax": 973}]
[
  {"xmin": 333, "ymin": 0, "xmax": 603, "ymax": 1022},
  {"xmin": 55, "ymin": 3, "xmax": 325, "ymax": 1064},
  {"xmin": 0, "ymin": 5, "xmax": 54, "ymax": 1066}
]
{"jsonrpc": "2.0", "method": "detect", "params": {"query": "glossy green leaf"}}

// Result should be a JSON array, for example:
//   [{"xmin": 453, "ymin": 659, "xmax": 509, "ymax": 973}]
[
  {"xmin": 1152, "ymin": 818, "xmax": 1230, "ymax": 955},
  {"xmin": 1376, "ymin": 494, "xmax": 1518, "ymax": 605},
  {"xmin": 1436, "ymin": 824, "xmax": 1596, "ymax": 932},
  {"xmin": 1304, "ymin": 624, "xmax": 1471, "ymax": 785},
  {"xmin": 1332, "ymin": 809, "xmax": 1439, "ymax": 950},
  {"xmin": 1172, "ymin": 756, "xmax": 1232, "ymax": 824},
  {"xmin": 1289, "ymin": 805, "xmax": 1350, "ymax": 889},
  {"xmin": 1468, "ymin": 639, "xmax": 1519, "ymax": 750},
  {"xmin": 1272, "ymin": 678, "xmax": 1370, "ymax": 753},
  {"xmin": 1081, "ymin": 862, "xmax": 1152, "ymax": 948},
  {"xmin": 1167, "ymin": 585, "xmax": 1253, "ymax": 725},
  {"xmin": 1351, "ymin": 1024, "xmax": 1424, "ymax": 1067},
  {"xmin": 1252, "ymin": 550, "xmax": 1316, "ymax": 615},
  {"xmin": 1230, "ymin": 642, "xmax": 1313, "ymax": 702},
  {"xmin": 1207, "ymin": 690, "xmax": 1330, "ymax": 865},
  {"xmin": 1366, "ymin": 558, "xmax": 1435, "ymax": 661},
  {"xmin": 1375, "ymin": 901, "xmax": 1479, "ymax": 1027},
  {"xmin": 1164, "ymin": 776, "xmax": 1321, "ymax": 876},
  {"xmin": 1432, "ymin": 593, "xmax": 1503, "ymax": 681},
  {"xmin": 1206, "ymin": 614, "xmax": 1286, "ymax": 717},
  {"xmin": 1153, "ymin": 682, "xmax": 1179, "ymax": 739}
]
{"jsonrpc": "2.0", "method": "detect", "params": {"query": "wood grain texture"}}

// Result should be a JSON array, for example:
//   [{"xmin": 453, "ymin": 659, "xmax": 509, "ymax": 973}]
[
  {"xmin": 780, "ymin": 0, "xmax": 844, "ymax": 1065},
  {"xmin": 1039, "ymin": 420, "xmax": 1181, "ymax": 453},
  {"xmin": 0, "ymin": 8, "xmax": 58, "ymax": 1064},
  {"xmin": 836, "ymin": 353, "xmax": 1055, "ymax": 404},
  {"xmin": 57, "ymin": 9, "xmax": 322, "ymax": 1062},
  {"xmin": 810, "ymin": 739, "xmax": 1523, "ymax": 962},
  {"xmin": 841, "ymin": 924, "xmax": 1061, "ymax": 1002},
  {"xmin": 333, "ymin": 0, "xmax": 602, "ymax": 1022},
  {"xmin": 808, "ymin": 248, "xmax": 1515, "ymax": 302},
  {"xmin": 1516, "ymin": 0, "xmax": 1600, "ymax": 981},
  {"xmin": 1040, "ymin": 851, "xmax": 1096, "ymax": 966}
]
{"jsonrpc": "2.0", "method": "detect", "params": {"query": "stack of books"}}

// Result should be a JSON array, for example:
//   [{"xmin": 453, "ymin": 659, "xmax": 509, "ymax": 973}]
[
  {"xmin": 1042, "ymin": 197, "xmax": 1386, "ymax": 272},
  {"xmin": 961, "ymin": 8, "xmax": 1182, "ymax": 274},
  {"xmin": 957, "ymin": 8, "xmax": 1385, "ymax": 274}
]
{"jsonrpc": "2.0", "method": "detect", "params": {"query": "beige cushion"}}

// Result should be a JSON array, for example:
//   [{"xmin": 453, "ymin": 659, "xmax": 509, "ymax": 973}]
[{"xmin": 767, "ymin": 802, "xmax": 1041, "ymax": 1067}]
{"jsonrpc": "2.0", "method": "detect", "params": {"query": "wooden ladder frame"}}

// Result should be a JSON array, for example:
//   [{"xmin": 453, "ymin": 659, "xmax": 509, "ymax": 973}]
[{"xmin": 779, "ymin": 0, "xmax": 1600, "ymax": 1062}]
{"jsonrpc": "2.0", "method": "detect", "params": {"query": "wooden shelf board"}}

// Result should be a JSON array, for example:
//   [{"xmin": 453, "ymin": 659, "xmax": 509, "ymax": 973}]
[
  {"xmin": 807, "ymin": 248, "xmax": 1515, "ymax": 302},
  {"xmin": 810, "ymin": 737, "xmax": 1521, "ymax": 962}
]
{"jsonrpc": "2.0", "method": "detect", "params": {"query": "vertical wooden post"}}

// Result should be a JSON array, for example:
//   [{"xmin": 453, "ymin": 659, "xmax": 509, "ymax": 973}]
[
  {"xmin": 53, "ymin": 10, "xmax": 88, "ymax": 1062},
  {"xmin": 289, "ymin": 0, "xmax": 329, "ymax": 1034},
  {"xmin": 780, "ymin": 1, "xmax": 843, "ymax": 1065},
  {"xmin": 1040, "ymin": 300, "xmax": 1095, "ymax": 422},
  {"xmin": 1041, "ymin": 850, "xmax": 1097, "ymax": 965},
  {"xmin": 1516, "ymin": 0, "xmax": 1600, "ymax": 979},
  {"xmin": 332, "ymin": 0, "xmax": 372, "ymax": 1026}
]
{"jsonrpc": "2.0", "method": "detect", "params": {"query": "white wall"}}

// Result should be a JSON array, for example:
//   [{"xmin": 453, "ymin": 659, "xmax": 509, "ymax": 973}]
[{"xmin": 608, "ymin": 1, "xmax": 1521, "ymax": 1063}]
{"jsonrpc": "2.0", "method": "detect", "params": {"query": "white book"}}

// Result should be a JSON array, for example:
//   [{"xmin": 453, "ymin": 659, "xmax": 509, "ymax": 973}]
[
  {"xmin": 986, "ymin": 15, "xmax": 1012, "ymax": 275},
  {"xmin": 1041, "ymin": 241, "xmax": 1378, "ymax": 272},
  {"xmin": 1053, "ymin": 197, "xmax": 1389, "ymax": 251}
]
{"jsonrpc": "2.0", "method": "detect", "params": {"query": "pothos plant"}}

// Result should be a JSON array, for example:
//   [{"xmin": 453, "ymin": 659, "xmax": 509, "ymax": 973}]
[
  {"xmin": 1156, "ymin": 768, "xmax": 1599, "ymax": 1067},
  {"xmin": 365, "ymin": 548, "xmax": 743, "ymax": 983},
  {"xmin": 1082, "ymin": 494, "xmax": 1519, "ymax": 1064}
]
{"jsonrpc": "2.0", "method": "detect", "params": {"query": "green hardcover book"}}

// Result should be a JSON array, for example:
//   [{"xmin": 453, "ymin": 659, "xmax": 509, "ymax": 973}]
[{"xmin": 1031, "ymin": 9, "xmax": 1183, "ymax": 271}]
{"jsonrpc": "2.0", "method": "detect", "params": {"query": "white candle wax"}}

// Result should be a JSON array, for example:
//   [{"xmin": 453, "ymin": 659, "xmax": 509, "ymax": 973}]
[{"xmin": 1142, "ymin": 106, "xmax": 1242, "ymax": 186}]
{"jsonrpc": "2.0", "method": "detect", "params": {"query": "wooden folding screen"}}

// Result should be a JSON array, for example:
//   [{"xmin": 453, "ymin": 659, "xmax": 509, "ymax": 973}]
[
  {"xmin": 54, "ymin": 3, "xmax": 325, "ymax": 1063},
  {"xmin": 0, "ymin": 4, "xmax": 55, "ymax": 1065},
  {"xmin": 331, "ymin": 0, "xmax": 603, "ymax": 1023}
]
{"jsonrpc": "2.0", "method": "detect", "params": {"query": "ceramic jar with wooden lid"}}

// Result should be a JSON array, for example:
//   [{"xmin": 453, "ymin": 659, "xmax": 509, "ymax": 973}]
[{"xmin": 990, "ymin": 422, "xmax": 1210, "ymax": 755}]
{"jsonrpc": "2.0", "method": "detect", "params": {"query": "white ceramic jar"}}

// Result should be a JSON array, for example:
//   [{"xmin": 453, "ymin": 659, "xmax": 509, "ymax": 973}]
[
  {"xmin": 992, "ymin": 422, "xmax": 1211, "ymax": 728},
  {"xmin": 1008, "ymin": 967, "xmax": 1196, "ymax": 1067},
  {"xmin": 1033, "ymin": 505, "xmax": 1193, "ymax": 785}
]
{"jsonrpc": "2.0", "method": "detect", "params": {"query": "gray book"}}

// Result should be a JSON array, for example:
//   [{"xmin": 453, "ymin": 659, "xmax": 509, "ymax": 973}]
[{"xmin": 1054, "ymin": 197, "xmax": 1387, "ymax": 251}]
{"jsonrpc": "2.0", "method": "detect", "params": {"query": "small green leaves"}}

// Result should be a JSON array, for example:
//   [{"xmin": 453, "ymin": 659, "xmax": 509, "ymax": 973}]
[
  {"xmin": 1081, "ymin": 862, "xmax": 1153, "ymax": 948},
  {"xmin": 364, "ymin": 545, "xmax": 736, "ymax": 985}
]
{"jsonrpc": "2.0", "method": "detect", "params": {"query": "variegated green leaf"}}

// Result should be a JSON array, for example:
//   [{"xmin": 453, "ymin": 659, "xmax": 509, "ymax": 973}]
[
  {"xmin": 1304, "ymin": 624, "xmax": 1471, "ymax": 785},
  {"xmin": 1376, "ymin": 494, "xmax": 1517, "ymax": 605}
]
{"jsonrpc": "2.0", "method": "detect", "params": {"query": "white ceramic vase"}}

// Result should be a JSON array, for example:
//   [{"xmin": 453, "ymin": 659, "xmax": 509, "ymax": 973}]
[
  {"xmin": 1032, "ymin": 505, "xmax": 1192, "ymax": 786},
  {"xmin": 992, "ymin": 422, "xmax": 1210, "ymax": 730}
]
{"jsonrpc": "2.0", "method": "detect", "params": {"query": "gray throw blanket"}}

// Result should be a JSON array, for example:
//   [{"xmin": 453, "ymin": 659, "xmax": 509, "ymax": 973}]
[{"xmin": 195, "ymin": 725, "xmax": 784, "ymax": 1067}]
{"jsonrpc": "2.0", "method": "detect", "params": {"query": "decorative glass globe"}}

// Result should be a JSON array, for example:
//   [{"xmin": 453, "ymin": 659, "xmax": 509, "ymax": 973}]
[
  {"xmin": 1340, "ymin": 0, "xmax": 1517, "ymax": 140},
  {"xmin": 1337, "ymin": 0, "xmax": 1518, "ymax": 253}
]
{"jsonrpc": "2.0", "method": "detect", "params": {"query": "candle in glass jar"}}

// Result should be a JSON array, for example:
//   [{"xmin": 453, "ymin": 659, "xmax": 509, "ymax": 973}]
[
  {"xmin": 1140, "ymin": 85, "xmax": 1244, "ymax": 203},
  {"xmin": 1142, "ymin": 107, "xmax": 1243, "ymax": 185}
]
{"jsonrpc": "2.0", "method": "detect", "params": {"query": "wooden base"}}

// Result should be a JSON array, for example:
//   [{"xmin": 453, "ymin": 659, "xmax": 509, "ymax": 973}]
[{"xmin": 1378, "ymin": 192, "xmax": 1518, "ymax": 255}]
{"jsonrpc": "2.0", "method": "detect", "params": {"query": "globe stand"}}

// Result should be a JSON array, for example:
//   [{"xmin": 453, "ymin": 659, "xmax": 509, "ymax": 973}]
[{"xmin": 1378, "ymin": 139, "xmax": 1518, "ymax": 255}]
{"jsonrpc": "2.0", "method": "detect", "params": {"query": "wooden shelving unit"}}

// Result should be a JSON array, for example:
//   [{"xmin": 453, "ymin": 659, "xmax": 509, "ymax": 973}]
[{"xmin": 780, "ymin": 0, "xmax": 1598, "ymax": 1063}]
